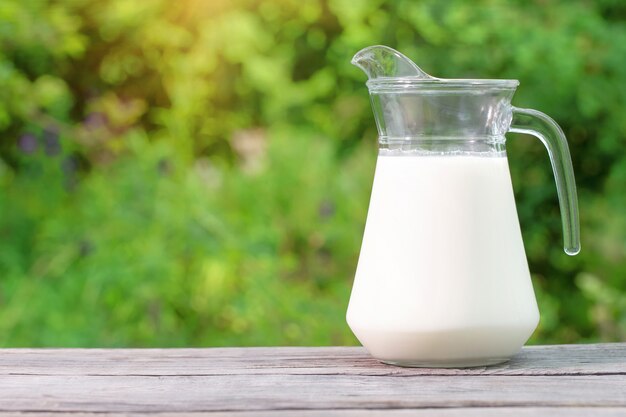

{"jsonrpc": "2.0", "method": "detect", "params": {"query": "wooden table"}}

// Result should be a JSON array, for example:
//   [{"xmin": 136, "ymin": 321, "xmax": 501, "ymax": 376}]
[{"xmin": 0, "ymin": 344, "xmax": 624, "ymax": 416}]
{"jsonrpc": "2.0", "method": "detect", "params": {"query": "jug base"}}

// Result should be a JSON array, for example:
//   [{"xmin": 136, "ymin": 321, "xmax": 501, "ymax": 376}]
[{"xmin": 380, "ymin": 356, "xmax": 510, "ymax": 368}]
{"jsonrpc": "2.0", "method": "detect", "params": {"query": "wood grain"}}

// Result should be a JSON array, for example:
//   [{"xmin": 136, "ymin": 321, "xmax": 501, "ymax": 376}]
[
  {"xmin": 0, "ymin": 410, "xmax": 625, "ymax": 417},
  {"xmin": 1, "ymin": 343, "xmax": 624, "ymax": 376},
  {"xmin": 0, "ymin": 344, "xmax": 623, "ymax": 416}
]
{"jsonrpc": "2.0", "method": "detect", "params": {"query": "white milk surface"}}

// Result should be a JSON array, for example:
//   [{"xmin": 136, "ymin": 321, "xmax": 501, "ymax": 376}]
[{"xmin": 347, "ymin": 154, "xmax": 539, "ymax": 366}]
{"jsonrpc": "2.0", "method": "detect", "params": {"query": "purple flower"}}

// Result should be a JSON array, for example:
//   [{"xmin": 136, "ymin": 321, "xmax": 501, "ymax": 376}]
[
  {"xmin": 84, "ymin": 112, "xmax": 106, "ymax": 130},
  {"xmin": 319, "ymin": 200, "xmax": 335, "ymax": 219},
  {"xmin": 61, "ymin": 155, "xmax": 78, "ymax": 175},
  {"xmin": 18, "ymin": 134, "xmax": 38, "ymax": 154},
  {"xmin": 43, "ymin": 129, "xmax": 61, "ymax": 156}
]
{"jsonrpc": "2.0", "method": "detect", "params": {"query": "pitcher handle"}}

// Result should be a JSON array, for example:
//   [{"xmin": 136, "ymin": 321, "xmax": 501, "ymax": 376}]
[{"xmin": 509, "ymin": 107, "xmax": 580, "ymax": 256}]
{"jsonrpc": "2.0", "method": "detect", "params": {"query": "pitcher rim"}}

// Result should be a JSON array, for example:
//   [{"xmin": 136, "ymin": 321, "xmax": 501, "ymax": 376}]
[{"xmin": 366, "ymin": 77, "xmax": 520, "ymax": 92}]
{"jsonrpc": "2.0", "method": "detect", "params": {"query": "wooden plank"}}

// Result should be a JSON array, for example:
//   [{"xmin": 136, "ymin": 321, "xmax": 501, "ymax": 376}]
[
  {"xmin": 0, "ymin": 344, "xmax": 624, "ymax": 377},
  {"xmin": 0, "ymin": 374, "xmax": 624, "ymax": 412},
  {"xmin": 0, "ymin": 408, "xmax": 626, "ymax": 417},
  {"xmin": 175, "ymin": 409, "xmax": 626, "ymax": 417},
  {"xmin": 0, "ymin": 344, "xmax": 624, "ymax": 415}
]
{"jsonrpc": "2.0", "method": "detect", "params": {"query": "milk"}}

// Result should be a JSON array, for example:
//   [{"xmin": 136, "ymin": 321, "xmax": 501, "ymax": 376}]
[{"xmin": 347, "ymin": 153, "xmax": 539, "ymax": 367}]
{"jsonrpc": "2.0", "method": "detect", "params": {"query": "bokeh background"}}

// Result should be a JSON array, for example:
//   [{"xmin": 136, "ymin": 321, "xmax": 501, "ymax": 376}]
[{"xmin": 1, "ymin": 0, "xmax": 625, "ymax": 347}]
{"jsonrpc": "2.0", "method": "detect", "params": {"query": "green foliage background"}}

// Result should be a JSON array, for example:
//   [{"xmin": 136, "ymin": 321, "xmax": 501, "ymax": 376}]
[{"xmin": 0, "ymin": 0, "xmax": 625, "ymax": 347}]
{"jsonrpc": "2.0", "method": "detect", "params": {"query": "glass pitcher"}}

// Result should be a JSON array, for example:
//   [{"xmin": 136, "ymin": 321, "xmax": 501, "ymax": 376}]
[{"xmin": 346, "ymin": 46, "xmax": 580, "ymax": 367}]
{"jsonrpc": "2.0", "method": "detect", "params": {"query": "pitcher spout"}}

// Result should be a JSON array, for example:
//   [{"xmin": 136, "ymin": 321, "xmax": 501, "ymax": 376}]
[{"xmin": 351, "ymin": 45, "xmax": 434, "ymax": 80}]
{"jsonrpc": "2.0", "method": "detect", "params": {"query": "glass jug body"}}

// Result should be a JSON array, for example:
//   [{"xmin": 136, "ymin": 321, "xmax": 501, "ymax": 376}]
[
  {"xmin": 348, "ymin": 147, "xmax": 538, "ymax": 367},
  {"xmin": 348, "ymin": 46, "xmax": 579, "ymax": 367}
]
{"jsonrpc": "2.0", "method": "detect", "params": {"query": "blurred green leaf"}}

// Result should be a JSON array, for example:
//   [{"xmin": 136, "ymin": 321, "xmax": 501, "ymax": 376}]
[{"xmin": 0, "ymin": 0, "xmax": 625, "ymax": 347}]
